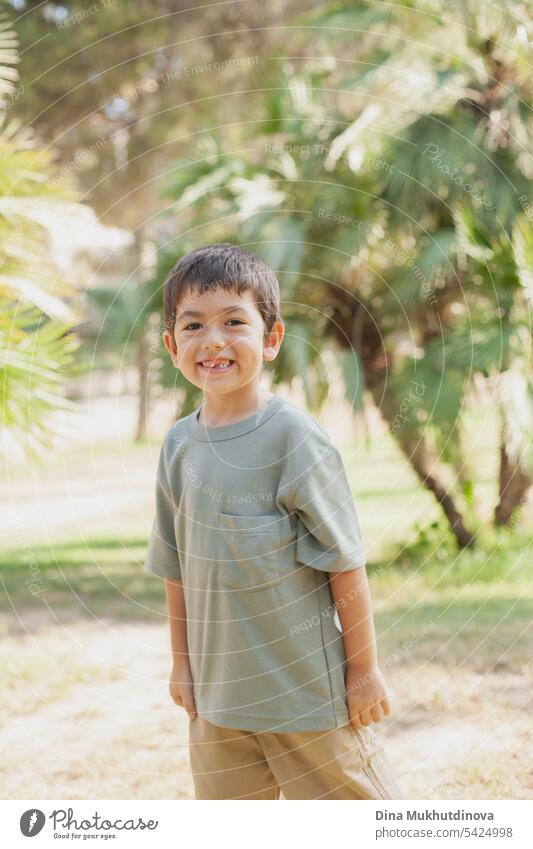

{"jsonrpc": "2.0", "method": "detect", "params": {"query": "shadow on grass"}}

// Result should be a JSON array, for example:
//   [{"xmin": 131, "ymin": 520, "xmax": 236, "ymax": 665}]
[{"xmin": 0, "ymin": 537, "xmax": 166, "ymax": 627}]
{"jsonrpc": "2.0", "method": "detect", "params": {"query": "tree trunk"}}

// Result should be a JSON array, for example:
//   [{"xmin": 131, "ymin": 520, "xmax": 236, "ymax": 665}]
[
  {"xmin": 134, "ymin": 328, "xmax": 149, "ymax": 442},
  {"xmin": 327, "ymin": 295, "xmax": 474, "ymax": 547},
  {"xmin": 399, "ymin": 441, "xmax": 475, "ymax": 547},
  {"xmin": 494, "ymin": 437, "xmax": 532, "ymax": 526},
  {"xmin": 368, "ymin": 385, "xmax": 475, "ymax": 548},
  {"xmin": 133, "ymin": 228, "xmax": 157, "ymax": 443}
]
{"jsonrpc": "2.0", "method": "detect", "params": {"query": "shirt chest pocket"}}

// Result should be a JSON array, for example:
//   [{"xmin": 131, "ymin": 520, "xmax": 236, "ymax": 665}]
[{"xmin": 216, "ymin": 513, "xmax": 287, "ymax": 592}]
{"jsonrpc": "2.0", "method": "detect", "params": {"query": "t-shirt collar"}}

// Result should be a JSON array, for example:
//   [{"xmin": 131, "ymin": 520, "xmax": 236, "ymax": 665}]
[{"xmin": 188, "ymin": 394, "xmax": 285, "ymax": 442}]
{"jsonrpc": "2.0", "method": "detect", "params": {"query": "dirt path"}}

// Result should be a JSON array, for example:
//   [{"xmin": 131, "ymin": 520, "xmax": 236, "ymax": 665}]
[
  {"xmin": 1, "ymin": 617, "xmax": 531, "ymax": 800},
  {"xmin": 0, "ymin": 620, "xmax": 193, "ymax": 799}
]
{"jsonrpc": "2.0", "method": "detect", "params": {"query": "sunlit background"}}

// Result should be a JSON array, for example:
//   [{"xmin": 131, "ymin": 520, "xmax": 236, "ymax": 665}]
[{"xmin": 1, "ymin": 0, "xmax": 532, "ymax": 799}]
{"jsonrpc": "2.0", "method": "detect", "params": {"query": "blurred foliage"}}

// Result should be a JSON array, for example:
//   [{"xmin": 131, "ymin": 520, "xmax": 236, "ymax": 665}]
[
  {"xmin": 0, "ymin": 5, "xmax": 83, "ymax": 456},
  {"xmin": 3, "ymin": 0, "xmax": 532, "ymax": 543}
]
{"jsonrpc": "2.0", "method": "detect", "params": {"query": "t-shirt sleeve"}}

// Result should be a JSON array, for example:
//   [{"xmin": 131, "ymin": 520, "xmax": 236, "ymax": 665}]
[
  {"xmin": 144, "ymin": 435, "xmax": 182, "ymax": 581},
  {"xmin": 290, "ymin": 443, "xmax": 366, "ymax": 573}
]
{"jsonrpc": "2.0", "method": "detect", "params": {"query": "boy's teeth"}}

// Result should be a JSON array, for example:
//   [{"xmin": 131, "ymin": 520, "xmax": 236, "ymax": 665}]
[{"xmin": 202, "ymin": 360, "xmax": 232, "ymax": 369}]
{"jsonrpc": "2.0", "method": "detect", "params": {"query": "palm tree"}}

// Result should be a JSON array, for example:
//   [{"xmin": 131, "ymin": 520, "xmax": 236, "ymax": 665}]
[
  {"xmin": 0, "ymin": 8, "xmax": 80, "ymax": 456},
  {"xmin": 315, "ymin": 0, "xmax": 532, "ymax": 534}
]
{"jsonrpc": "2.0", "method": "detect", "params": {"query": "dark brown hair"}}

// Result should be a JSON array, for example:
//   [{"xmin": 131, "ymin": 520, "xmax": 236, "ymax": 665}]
[{"xmin": 163, "ymin": 243, "xmax": 283, "ymax": 337}]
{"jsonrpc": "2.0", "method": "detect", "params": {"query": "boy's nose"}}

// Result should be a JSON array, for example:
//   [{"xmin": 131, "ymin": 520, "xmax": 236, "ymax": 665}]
[
  {"xmin": 201, "ymin": 331, "xmax": 228, "ymax": 350},
  {"xmin": 201, "ymin": 339, "xmax": 225, "ymax": 352}
]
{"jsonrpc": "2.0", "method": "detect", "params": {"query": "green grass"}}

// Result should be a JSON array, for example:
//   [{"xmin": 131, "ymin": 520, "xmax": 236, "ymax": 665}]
[
  {"xmin": 0, "ymin": 536, "xmax": 163, "ymax": 622},
  {"xmin": 1, "ymin": 524, "xmax": 530, "ymax": 625}
]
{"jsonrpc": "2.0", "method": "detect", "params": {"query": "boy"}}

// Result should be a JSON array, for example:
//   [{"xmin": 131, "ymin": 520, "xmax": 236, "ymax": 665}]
[{"xmin": 144, "ymin": 243, "xmax": 403, "ymax": 800}]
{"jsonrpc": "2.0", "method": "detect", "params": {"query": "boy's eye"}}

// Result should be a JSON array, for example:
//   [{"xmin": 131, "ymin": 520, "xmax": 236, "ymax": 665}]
[{"xmin": 183, "ymin": 319, "xmax": 245, "ymax": 331}]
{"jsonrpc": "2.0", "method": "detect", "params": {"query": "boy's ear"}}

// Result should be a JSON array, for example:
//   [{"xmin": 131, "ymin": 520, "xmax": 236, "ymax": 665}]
[
  {"xmin": 263, "ymin": 320, "xmax": 284, "ymax": 362},
  {"xmin": 162, "ymin": 330, "xmax": 179, "ymax": 366}
]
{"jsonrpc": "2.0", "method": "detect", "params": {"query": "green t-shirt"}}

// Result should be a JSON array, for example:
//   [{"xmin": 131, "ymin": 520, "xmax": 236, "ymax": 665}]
[{"xmin": 144, "ymin": 394, "xmax": 366, "ymax": 732}]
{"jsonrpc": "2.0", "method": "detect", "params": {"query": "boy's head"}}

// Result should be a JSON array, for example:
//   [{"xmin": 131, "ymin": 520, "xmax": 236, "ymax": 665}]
[{"xmin": 162, "ymin": 243, "xmax": 285, "ymax": 396}]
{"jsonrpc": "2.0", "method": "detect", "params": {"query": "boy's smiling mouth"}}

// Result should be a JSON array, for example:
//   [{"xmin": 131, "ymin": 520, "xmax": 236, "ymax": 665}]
[{"xmin": 197, "ymin": 358, "xmax": 236, "ymax": 372}]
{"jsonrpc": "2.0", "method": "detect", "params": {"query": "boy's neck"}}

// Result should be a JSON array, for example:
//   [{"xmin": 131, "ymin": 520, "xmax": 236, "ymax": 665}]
[{"xmin": 198, "ymin": 387, "xmax": 274, "ymax": 427}]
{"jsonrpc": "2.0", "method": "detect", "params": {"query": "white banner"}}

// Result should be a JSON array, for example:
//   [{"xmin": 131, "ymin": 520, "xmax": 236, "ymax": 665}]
[{"xmin": 3, "ymin": 799, "xmax": 531, "ymax": 848}]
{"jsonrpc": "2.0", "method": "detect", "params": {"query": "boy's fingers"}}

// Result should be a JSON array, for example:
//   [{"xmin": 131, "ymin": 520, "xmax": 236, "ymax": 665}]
[
  {"xmin": 359, "ymin": 709, "xmax": 373, "ymax": 727},
  {"xmin": 371, "ymin": 703, "xmax": 384, "ymax": 724},
  {"xmin": 169, "ymin": 686, "xmax": 183, "ymax": 707},
  {"xmin": 183, "ymin": 694, "xmax": 195, "ymax": 711},
  {"xmin": 381, "ymin": 695, "xmax": 392, "ymax": 716},
  {"xmin": 183, "ymin": 690, "xmax": 197, "ymax": 719}
]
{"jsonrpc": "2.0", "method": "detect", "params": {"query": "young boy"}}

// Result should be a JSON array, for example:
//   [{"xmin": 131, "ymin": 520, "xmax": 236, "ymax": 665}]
[{"xmin": 144, "ymin": 243, "xmax": 404, "ymax": 800}]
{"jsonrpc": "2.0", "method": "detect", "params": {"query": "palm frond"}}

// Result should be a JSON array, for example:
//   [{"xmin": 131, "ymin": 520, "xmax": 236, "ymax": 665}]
[
  {"xmin": 512, "ymin": 214, "xmax": 533, "ymax": 301},
  {"xmin": 0, "ymin": 299, "xmax": 78, "ymax": 454}
]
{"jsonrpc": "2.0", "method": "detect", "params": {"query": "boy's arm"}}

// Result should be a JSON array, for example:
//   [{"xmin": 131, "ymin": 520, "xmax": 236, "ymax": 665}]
[
  {"xmin": 328, "ymin": 566, "xmax": 391, "ymax": 729},
  {"xmin": 164, "ymin": 578, "xmax": 197, "ymax": 720}
]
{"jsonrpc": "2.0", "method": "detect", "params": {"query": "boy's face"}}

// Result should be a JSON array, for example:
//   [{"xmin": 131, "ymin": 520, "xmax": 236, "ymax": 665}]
[{"xmin": 162, "ymin": 285, "xmax": 284, "ymax": 397}]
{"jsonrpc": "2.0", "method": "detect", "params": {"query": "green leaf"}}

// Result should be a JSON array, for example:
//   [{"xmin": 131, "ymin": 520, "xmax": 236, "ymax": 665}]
[
  {"xmin": 258, "ymin": 218, "xmax": 304, "ymax": 293},
  {"xmin": 453, "ymin": 205, "xmax": 494, "ymax": 262}
]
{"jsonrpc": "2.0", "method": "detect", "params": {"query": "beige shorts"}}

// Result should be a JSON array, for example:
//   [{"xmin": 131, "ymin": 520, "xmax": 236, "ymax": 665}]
[{"xmin": 188, "ymin": 714, "xmax": 404, "ymax": 800}]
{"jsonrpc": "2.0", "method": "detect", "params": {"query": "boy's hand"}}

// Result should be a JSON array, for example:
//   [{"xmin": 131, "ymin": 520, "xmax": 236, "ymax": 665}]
[
  {"xmin": 169, "ymin": 659, "xmax": 197, "ymax": 720},
  {"xmin": 345, "ymin": 664, "xmax": 391, "ymax": 728}
]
